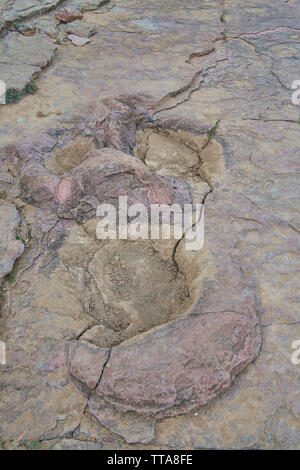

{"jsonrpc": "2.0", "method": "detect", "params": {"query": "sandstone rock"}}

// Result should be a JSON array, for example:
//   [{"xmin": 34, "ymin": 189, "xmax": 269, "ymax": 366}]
[
  {"xmin": 73, "ymin": 412, "xmax": 124, "ymax": 448},
  {"xmin": 57, "ymin": 147, "xmax": 192, "ymax": 221},
  {"xmin": 14, "ymin": 23, "xmax": 37, "ymax": 37},
  {"xmin": 69, "ymin": 0, "xmax": 109, "ymax": 12},
  {"xmin": 0, "ymin": 201, "xmax": 24, "ymax": 282},
  {"xmin": 68, "ymin": 33, "xmax": 90, "ymax": 46},
  {"xmin": 86, "ymin": 240, "xmax": 190, "ymax": 342},
  {"xmin": 45, "ymin": 135, "xmax": 94, "ymax": 174},
  {"xmin": 155, "ymin": 322, "xmax": 300, "ymax": 450},
  {"xmin": 0, "ymin": 338, "xmax": 89, "ymax": 442},
  {"xmin": 2, "ymin": 0, "xmax": 62, "ymax": 23},
  {"xmin": 11, "ymin": 130, "xmax": 192, "ymax": 217},
  {"xmin": 81, "ymin": 324, "xmax": 121, "ymax": 348},
  {"xmin": 65, "ymin": 20, "xmax": 95, "ymax": 37},
  {"xmin": 0, "ymin": 216, "xmax": 93, "ymax": 441},
  {"xmin": 0, "ymin": 0, "xmax": 299, "ymax": 451},
  {"xmin": 89, "ymin": 397, "xmax": 156, "ymax": 444},
  {"xmin": 52, "ymin": 439, "xmax": 102, "ymax": 449},
  {"xmin": 16, "ymin": 13, "xmax": 59, "ymax": 39},
  {"xmin": 90, "ymin": 312, "xmax": 261, "ymax": 420},
  {"xmin": 55, "ymin": 7, "xmax": 83, "ymax": 23},
  {"xmin": 67, "ymin": 340, "xmax": 109, "ymax": 394},
  {"xmin": 0, "ymin": 32, "xmax": 56, "ymax": 91}
]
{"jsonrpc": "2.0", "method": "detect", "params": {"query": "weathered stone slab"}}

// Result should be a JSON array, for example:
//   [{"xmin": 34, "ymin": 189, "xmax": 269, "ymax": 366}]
[
  {"xmin": 65, "ymin": 0, "xmax": 109, "ymax": 12},
  {"xmin": 0, "ymin": 0, "xmax": 299, "ymax": 451},
  {"xmin": 0, "ymin": 32, "xmax": 56, "ymax": 91},
  {"xmin": 88, "ymin": 397, "xmax": 156, "ymax": 444},
  {"xmin": 16, "ymin": 13, "xmax": 59, "ymax": 38},
  {"xmin": 2, "ymin": 0, "xmax": 63, "ymax": 23},
  {"xmin": 91, "ymin": 311, "xmax": 261, "ymax": 418},
  {"xmin": 67, "ymin": 340, "xmax": 109, "ymax": 393},
  {"xmin": 64, "ymin": 19, "xmax": 95, "ymax": 37},
  {"xmin": 55, "ymin": 7, "xmax": 83, "ymax": 23}
]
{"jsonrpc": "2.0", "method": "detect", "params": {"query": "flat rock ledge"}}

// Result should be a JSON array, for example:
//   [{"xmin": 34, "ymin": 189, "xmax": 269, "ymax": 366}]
[{"xmin": 0, "ymin": 32, "xmax": 57, "ymax": 91}]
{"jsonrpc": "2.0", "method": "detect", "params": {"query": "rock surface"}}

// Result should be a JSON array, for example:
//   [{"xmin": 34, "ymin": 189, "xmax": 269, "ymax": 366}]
[
  {"xmin": 90, "ymin": 312, "xmax": 261, "ymax": 417},
  {"xmin": 67, "ymin": 340, "xmax": 109, "ymax": 393},
  {"xmin": 2, "ymin": 0, "xmax": 63, "ymax": 23},
  {"xmin": 0, "ymin": 0, "xmax": 299, "ymax": 451},
  {"xmin": 0, "ymin": 201, "xmax": 24, "ymax": 282},
  {"xmin": 0, "ymin": 32, "xmax": 57, "ymax": 91},
  {"xmin": 55, "ymin": 7, "xmax": 83, "ymax": 23},
  {"xmin": 64, "ymin": 19, "xmax": 95, "ymax": 37},
  {"xmin": 68, "ymin": 33, "xmax": 90, "ymax": 46}
]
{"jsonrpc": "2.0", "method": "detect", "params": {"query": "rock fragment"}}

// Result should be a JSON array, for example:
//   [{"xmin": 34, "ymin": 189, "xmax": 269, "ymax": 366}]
[
  {"xmin": 2, "ymin": 0, "xmax": 62, "ymax": 23},
  {"xmin": 16, "ymin": 13, "xmax": 59, "ymax": 39},
  {"xmin": 0, "ymin": 32, "xmax": 57, "ymax": 92},
  {"xmin": 65, "ymin": 20, "xmax": 95, "ymax": 37},
  {"xmin": 55, "ymin": 7, "xmax": 83, "ymax": 23},
  {"xmin": 68, "ymin": 33, "xmax": 90, "ymax": 46}
]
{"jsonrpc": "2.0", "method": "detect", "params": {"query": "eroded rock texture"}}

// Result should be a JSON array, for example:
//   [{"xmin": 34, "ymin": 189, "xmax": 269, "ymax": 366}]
[
  {"xmin": 89, "ymin": 312, "xmax": 261, "ymax": 417},
  {"xmin": 0, "ymin": 201, "xmax": 24, "ymax": 281},
  {"xmin": 0, "ymin": 0, "xmax": 299, "ymax": 451}
]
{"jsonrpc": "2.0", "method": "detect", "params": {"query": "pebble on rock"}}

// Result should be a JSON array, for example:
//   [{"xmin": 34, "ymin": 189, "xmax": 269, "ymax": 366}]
[{"xmin": 68, "ymin": 34, "xmax": 91, "ymax": 46}]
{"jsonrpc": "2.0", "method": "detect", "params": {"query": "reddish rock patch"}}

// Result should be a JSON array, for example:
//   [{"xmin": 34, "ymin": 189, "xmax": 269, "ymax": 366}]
[
  {"xmin": 55, "ymin": 8, "xmax": 83, "ymax": 23},
  {"xmin": 88, "ymin": 311, "xmax": 261, "ymax": 418}
]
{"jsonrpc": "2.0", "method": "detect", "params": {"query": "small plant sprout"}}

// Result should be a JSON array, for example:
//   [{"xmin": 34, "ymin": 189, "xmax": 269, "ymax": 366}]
[
  {"xmin": 7, "ymin": 272, "xmax": 16, "ymax": 284},
  {"xmin": 5, "ymin": 80, "xmax": 37, "ymax": 104},
  {"xmin": 207, "ymin": 120, "xmax": 221, "ymax": 142}
]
